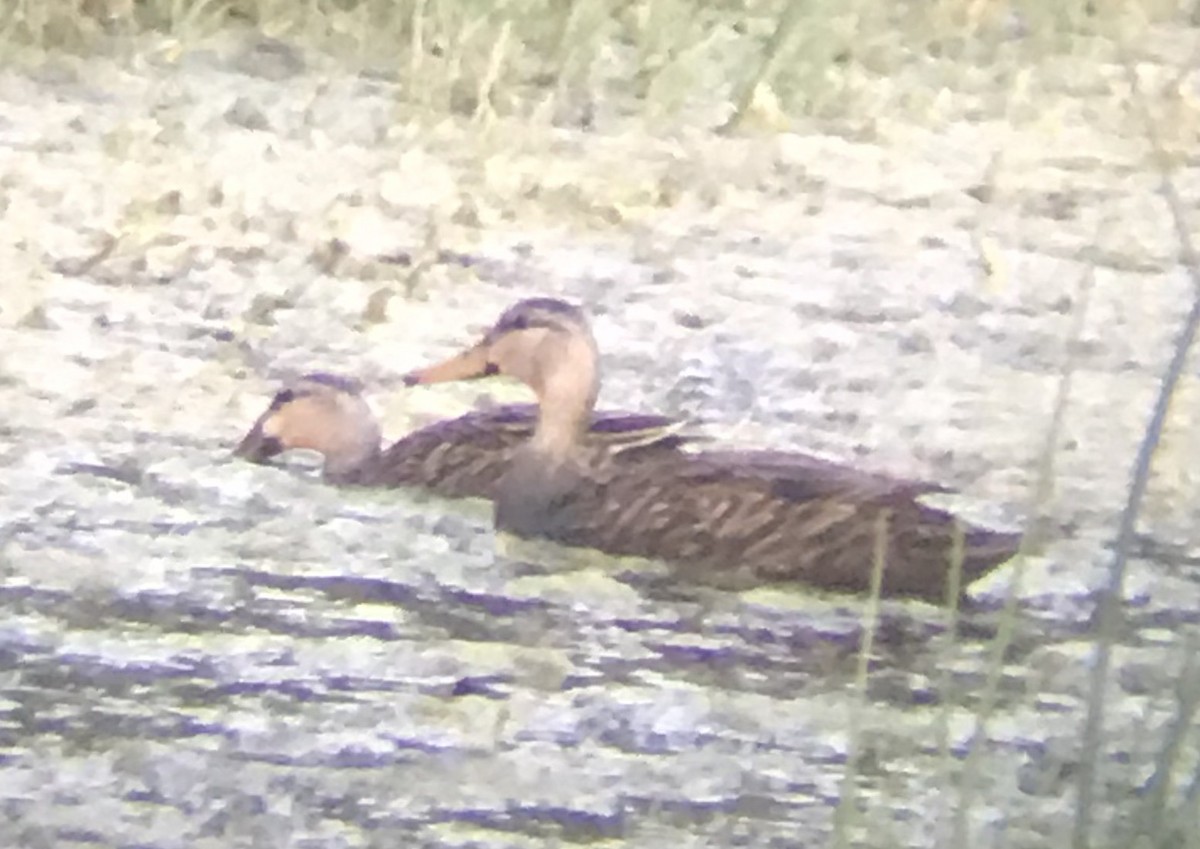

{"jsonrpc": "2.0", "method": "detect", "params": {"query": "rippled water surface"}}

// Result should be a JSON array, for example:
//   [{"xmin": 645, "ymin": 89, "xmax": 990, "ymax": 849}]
[{"xmin": 1, "ymin": 24, "xmax": 1199, "ymax": 849}]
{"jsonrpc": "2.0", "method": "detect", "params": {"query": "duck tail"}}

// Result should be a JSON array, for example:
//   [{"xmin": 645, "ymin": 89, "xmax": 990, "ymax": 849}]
[{"xmin": 960, "ymin": 526, "xmax": 1023, "ymax": 580}]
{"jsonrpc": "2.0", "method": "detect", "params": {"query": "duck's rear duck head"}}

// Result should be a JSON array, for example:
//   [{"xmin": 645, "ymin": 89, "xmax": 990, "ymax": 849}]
[
  {"xmin": 234, "ymin": 373, "xmax": 382, "ymax": 481},
  {"xmin": 403, "ymin": 298, "xmax": 601, "ymax": 423}
]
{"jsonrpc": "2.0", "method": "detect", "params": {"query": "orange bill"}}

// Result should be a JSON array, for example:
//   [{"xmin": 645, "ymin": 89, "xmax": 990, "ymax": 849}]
[
  {"xmin": 403, "ymin": 344, "xmax": 497, "ymax": 386},
  {"xmin": 233, "ymin": 411, "xmax": 284, "ymax": 461}
]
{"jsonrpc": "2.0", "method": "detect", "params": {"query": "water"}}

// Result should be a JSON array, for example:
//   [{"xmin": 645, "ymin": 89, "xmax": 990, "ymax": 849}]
[{"xmin": 1, "ymin": 26, "xmax": 1198, "ymax": 848}]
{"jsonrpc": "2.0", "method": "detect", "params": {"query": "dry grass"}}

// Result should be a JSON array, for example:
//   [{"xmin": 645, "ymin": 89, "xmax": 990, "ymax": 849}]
[
  {"xmin": 1071, "ymin": 55, "xmax": 1200, "ymax": 849},
  {"xmin": 2, "ymin": 0, "xmax": 1196, "ymax": 130}
]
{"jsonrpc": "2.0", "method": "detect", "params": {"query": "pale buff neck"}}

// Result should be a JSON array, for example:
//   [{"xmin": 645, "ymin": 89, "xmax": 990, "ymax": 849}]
[
  {"xmin": 318, "ymin": 405, "xmax": 384, "ymax": 483},
  {"xmin": 527, "ymin": 335, "xmax": 599, "ymax": 460},
  {"xmin": 323, "ymin": 439, "xmax": 382, "ymax": 483}
]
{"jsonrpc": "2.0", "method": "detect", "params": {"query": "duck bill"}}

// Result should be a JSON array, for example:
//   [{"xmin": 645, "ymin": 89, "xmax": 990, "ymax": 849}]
[
  {"xmin": 233, "ymin": 414, "xmax": 284, "ymax": 462},
  {"xmin": 403, "ymin": 345, "xmax": 494, "ymax": 386}
]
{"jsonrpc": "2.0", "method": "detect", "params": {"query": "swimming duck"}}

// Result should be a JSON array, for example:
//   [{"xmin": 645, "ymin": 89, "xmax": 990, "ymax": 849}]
[
  {"xmin": 402, "ymin": 297, "xmax": 1021, "ymax": 602},
  {"xmin": 234, "ymin": 372, "xmax": 693, "ymax": 499}
]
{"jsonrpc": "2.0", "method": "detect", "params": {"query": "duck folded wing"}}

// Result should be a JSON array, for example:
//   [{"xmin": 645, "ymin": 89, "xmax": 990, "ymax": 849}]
[{"xmin": 686, "ymin": 449, "xmax": 953, "ymax": 505}]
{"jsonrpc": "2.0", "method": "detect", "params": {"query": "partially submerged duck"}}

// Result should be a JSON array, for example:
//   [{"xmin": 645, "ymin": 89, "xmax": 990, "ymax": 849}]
[
  {"xmin": 403, "ymin": 297, "xmax": 1021, "ymax": 602},
  {"xmin": 234, "ymin": 372, "xmax": 693, "ymax": 499}
]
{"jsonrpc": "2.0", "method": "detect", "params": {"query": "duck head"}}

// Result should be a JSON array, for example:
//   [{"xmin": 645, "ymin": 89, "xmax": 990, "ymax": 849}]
[
  {"xmin": 234, "ymin": 372, "xmax": 382, "ymax": 481},
  {"xmin": 403, "ymin": 299, "xmax": 601, "ymax": 451}
]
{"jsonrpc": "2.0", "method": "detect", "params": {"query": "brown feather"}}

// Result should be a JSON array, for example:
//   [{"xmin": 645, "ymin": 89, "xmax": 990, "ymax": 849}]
[
  {"xmin": 234, "ymin": 380, "xmax": 696, "ymax": 500},
  {"xmin": 402, "ymin": 298, "xmax": 1022, "ymax": 604}
]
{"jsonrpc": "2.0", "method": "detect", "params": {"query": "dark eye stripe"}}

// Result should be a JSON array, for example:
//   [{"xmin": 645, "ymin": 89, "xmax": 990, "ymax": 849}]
[
  {"xmin": 269, "ymin": 388, "xmax": 297, "ymax": 410},
  {"xmin": 301, "ymin": 372, "xmax": 363, "ymax": 394},
  {"xmin": 488, "ymin": 298, "xmax": 584, "ymax": 340},
  {"xmin": 496, "ymin": 313, "xmax": 561, "ymax": 334}
]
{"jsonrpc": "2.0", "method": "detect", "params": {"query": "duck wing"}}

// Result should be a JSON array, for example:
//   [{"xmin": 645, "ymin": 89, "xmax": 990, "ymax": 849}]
[
  {"xmin": 686, "ymin": 448, "xmax": 952, "ymax": 505},
  {"xmin": 373, "ymin": 405, "xmax": 696, "ymax": 497},
  {"xmin": 523, "ymin": 446, "xmax": 1016, "ymax": 602}
]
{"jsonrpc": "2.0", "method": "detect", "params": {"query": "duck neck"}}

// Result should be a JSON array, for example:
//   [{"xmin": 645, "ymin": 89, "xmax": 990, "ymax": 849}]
[
  {"xmin": 323, "ymin": 431, "xmax": 383, "ymax": 483},
  {"xmin": 529, "ymin": 354, "xmax": 598, "ymax": 462},
  {"xmin": 532, "ymin": 402, "xmax": 588, "ymax": 460}
]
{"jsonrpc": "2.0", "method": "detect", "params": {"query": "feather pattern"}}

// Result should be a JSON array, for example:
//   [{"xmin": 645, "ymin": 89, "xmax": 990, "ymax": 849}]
[
  {"xmin": 402, "ymin": 298, "xmax": 1022, "ymax": 603},
  {"xmin": 234, "ymin": 383, "xmax": 695, "ymax": 501}
]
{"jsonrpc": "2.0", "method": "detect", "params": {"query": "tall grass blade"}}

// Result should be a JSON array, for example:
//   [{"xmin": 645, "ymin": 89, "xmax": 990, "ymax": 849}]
[{"xmin": 1072, "ymin": 56, "xmax": 1200, "ymax": 849}]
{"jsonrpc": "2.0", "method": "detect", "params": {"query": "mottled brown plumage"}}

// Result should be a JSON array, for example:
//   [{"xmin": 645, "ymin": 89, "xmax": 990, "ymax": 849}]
[
  {"xmin": 402, "ymin": 297, "xmax": 1021, "ymax": 602},
  {"xmin": 234, "ymin": 372, "xmax": 693, "ymax": 500}
]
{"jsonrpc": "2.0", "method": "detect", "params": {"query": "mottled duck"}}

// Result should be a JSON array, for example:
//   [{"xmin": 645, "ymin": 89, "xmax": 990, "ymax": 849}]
[
  {"xmin": 402, "ymin": 297, "xmax": 1021, "ymax": 602},
  {"xmin": 234, "ymin": 372, "xmax": 692, "ymax": 500}
]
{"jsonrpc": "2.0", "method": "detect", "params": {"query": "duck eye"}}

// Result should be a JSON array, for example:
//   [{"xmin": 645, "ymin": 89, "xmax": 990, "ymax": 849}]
[{"xmin": 483, "ymin": 362, "xmax": 500, "ymax": 376}]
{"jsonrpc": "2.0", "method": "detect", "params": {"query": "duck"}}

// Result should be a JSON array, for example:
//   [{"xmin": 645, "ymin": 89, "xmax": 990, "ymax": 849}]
[
  {"xmin": 401, "ymin": 297, "xmax": 1022, "ymax": 602},
  {"xmin": 234, "ymin": 372, "xmax": 695, "ymax": 500}
]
